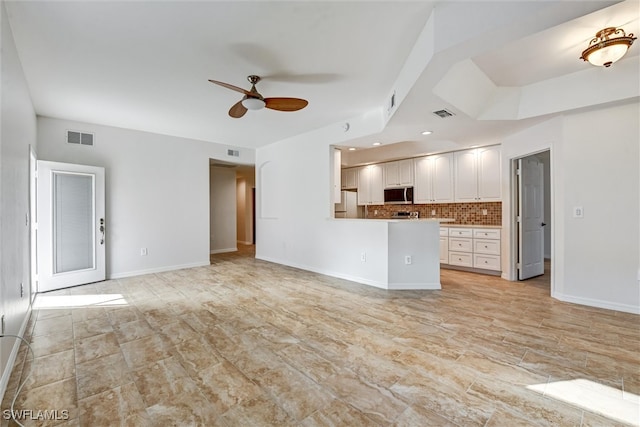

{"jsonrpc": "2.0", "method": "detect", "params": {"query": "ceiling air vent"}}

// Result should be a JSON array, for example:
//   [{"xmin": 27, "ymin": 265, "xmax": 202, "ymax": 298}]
[
  {"xmin": 67, "ymin": 130, "xmax": 94, "ymax": 146},
  {"xmin": 432, "ymin": 109, "xmax": 455, "ymax": 118},
  {"xmin": 227, "ymin": 149, "xmax": 240, "ymax": 157}
]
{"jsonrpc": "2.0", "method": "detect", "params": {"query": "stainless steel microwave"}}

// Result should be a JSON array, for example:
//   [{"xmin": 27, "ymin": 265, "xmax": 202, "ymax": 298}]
[{"xmin": 384, "ymin": 187, "xmax": 413, "ymax": 204}]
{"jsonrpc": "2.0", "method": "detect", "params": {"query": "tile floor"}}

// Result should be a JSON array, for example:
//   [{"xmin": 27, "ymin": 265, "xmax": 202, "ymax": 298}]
[{"xmin": 1, "ymin": 246, "xmax": 639, "ymax": 426}]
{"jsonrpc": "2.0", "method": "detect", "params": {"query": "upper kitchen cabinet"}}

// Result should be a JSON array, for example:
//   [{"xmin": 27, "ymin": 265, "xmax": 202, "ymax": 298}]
[
  {"xmin": 454, "ymin": 146, "xmax": 501, "ymax": 202},
  {"xmin": 383, "ymin": 159, "xmax": 414, "ymax": 188},
  {"xmin": 341, "ymin": 167, "xmax": 358, "ymax": 190},
  {"xmin": 357, "ymin": 164, "xmax": 384, "ymax": 206},
  {"xmin": 414, "ymin": 153, "xmax": 454, "ymax": 203}
]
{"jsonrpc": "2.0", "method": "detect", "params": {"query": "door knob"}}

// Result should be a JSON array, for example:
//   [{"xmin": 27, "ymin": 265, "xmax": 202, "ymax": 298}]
[{"xmin": 541, "ymin": 222, "xmax": 547, "ymax": 227}]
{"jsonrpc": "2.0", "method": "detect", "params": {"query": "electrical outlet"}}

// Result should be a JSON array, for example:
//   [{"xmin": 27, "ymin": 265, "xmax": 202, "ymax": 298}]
[
  {"xmin": 20, "ymin": 283, "xmax": 24, "ymax": 298},
  {"xmin": 405, "ymin": 255, "xmax": 412, "ymax": 265},
  {"xmin": 431, "ymin": 210, "xmax": 436, "ymax": 216},
  {"xmin": 140, "ymin": 248, "xmax": 148, "ymax": 256},
  {"xmin": 482, "ymin": 209, "xmax": 488, "ymax": 216},
  {"xmin": 360, "ymin": 252, "xmax": 366, "ymax": 262}
]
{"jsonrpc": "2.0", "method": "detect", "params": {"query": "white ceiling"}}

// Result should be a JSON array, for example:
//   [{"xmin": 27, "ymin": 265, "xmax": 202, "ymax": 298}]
[{"xmin": 5, "ymin": 1, "xmax": 639, "ymax": 155}]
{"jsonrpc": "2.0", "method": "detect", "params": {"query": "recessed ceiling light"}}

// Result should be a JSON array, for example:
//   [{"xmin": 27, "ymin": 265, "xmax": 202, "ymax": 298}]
[
  {"xmin": 372, "ymin": 142, "xmax": 382, "ymax": 146},
  {"xmin": 348, "ymin": 147, "xmax": 356, "ymax": 151},
  {"xmin": 421, "ymin": 130, "xmax": 433, "ymax": 135}
]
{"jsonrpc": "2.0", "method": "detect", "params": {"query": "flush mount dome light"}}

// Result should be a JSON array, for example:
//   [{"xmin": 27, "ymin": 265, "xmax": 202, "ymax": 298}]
[
  {"xmin": 580, "ymin": 27, "xmax": 636, "ymax": 67},
  {"xmin": 241, "ymin": 97, "xmax": 266, "ymax": 110}
]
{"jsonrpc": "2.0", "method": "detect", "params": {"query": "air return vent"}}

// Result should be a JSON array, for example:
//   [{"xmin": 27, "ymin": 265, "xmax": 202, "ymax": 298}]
[
  {"xmin": 227, "ymin": 149, "xmax": 240, "ymax": 157},
  {"xmin": 432, "ymin": 109, "xmax": 455, "ymax": 118},
  {"xmin": 67, "ymin": 130, "xmax": 94, "ymax": 146}
]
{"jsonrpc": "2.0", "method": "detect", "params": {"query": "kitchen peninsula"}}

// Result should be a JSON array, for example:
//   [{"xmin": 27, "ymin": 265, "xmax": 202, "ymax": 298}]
[{"xmin": 332, "ymin": 217, "xmax": 453, "ymax": 290}]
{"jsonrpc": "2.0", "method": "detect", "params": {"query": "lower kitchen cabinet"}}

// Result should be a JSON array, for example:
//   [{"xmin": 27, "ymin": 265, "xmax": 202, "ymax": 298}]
[
  {"xmin": 441, "ymin": 226, "xmax": 501, "ymax": 274},
  {"xmin": 439, "ymin": 227, "xmax": 449, "ymax": 264}
]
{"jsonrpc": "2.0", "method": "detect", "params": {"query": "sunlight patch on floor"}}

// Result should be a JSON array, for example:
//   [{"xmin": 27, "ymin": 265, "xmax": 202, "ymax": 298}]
[
  {"xmin": 527, "ymin": 379, "xmax": 639, "ymax": 426},
  {"xmin": 34, "ymin": 294, "xmax": 128, "ymax": 309}
]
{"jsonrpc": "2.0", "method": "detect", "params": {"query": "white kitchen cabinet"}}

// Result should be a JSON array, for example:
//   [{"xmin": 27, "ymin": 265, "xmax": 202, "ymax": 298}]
[
  {"xmin": 414, "ymin": 153, "xmax": 454, "ymax": 203},
  {"xmin": 441, "ymin": 226, "xmax": 501, "ymax": 273},
  {"xmin": 357, "ymin": 164, "xmax": 384, "ymax": 206},
  {"xmin": 333, "ymin": 148, "xmax": 341, "ymax": 203},
  {"xmin": 454, "ymin": 146, "xmax": 501, "ymax": 202},
  {"xmin": 439, "ymin": 227, "xmax": 449, "ymax": 264},
  {"xmin": 341, "ymin": 167, "xmax": 358, "ymax": 189},
  {"xmin": 383, "ymin": 159, "xmax": 414, "ymax": 188}
]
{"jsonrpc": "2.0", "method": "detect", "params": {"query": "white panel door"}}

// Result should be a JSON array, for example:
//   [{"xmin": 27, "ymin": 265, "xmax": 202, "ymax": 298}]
[
  {"xmin": 37, "ymin": 161, "xmax": 106, "ymax": 292},
  {"xmin": 518, "ymin": 157, "xmax": 545, "ymax": 280},
  {"xmin": 454, "ymin": 150, "xmax": 478, "ymax": 202},
  {"xmin": 413, "ymin": 156, "xmax": 433, "ymax": 203},
  {"xmin": 432, "ymin": 153, "xmax": 454, "ymax": 203},
  {"xmin": 477, "ymin": 146, "xmax": 502, "ymax": 201}
]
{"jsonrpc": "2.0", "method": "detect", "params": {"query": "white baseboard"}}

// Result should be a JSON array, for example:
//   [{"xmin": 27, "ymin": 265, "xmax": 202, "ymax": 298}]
[
  {"xmin": 0, "ymin": 306, "xmax": 32, "ymax": 405},
  {"xmin": 109, "ymin": 261, "xmax": 211, "ymax": 280},
  {"xmin": 387, "ymin": 282, "xmax": 442, "ymax": 290},
  {"xmin": 552, "ymin": 291, "xmax": 640, "ymax": 315},
  {"xmin": 237, "ymin": 240, "xmax": 253, "ymax": 246},
  {"xmin": 209, "ymin": 247, "xmax": 237, "ymax": 255}
]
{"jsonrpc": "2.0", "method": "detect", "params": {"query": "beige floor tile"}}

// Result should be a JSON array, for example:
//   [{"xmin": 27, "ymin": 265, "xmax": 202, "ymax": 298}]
[
  {"xmin": 73, "ymin": 332, "xmax": 121, "ymax": 364},
  {"xmin": 3, "ymin": 246, "xmax": 638, "ymax": 427}
]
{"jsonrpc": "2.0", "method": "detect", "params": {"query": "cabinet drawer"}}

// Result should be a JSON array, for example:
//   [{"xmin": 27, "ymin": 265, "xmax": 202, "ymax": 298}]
[
  {"xmin": 473, "ymin": 228, "xmax": 500, "ymax": 240},
  {"xmin": 449, "ymin": 251, "xmax": 473, "ymax": 267},
  {"xmin": 449, "ymin": 228, "xmax": 472, "ymax": 238},
  {"xmin": 473, "ymin": 239, "xmax": 500, "ymax": 255},
  {"xmin": 439, "ymin": 227, "xmax": 449, "ymax": 237},
  {"xmin": 449, "ymin": 237, "xmax": 472, "ymax": 252},
  {"xmin": 473, "ymin": 254, "xmax": 501, "ymax": 271}
]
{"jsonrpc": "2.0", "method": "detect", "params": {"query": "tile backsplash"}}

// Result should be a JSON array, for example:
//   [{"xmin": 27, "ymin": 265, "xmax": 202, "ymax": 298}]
[{"xmin": 365, "ymin": 202, "xmax": 502, "ymax": 226}]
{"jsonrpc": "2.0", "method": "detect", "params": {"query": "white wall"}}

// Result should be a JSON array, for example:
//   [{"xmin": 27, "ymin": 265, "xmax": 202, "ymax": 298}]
[
  {"xmin": 502, "ymin": 102, "xmax": 640, "ymax": 314},
  {"xmin": 210, "ymin": 166, "xmax": 237, "ymax": 254},
  {"xmin": 37, "ymin": 117, "xmax": 254, "ymax": 278},
  {"xmin": 0, "ymin": 0, "xmax": 37, "ymax": 399},
  {"xmin": 256, "ymin": 134, "xmax": 391, "ymax": 288},
  {"xmin": 557, "ymin": 102, "xmax": 639, "ymax": 313}
]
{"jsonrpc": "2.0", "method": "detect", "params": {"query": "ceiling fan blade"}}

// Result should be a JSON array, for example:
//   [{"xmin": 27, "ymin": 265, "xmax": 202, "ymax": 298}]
[
  {"xmin": 264, "ymin": 97, "xmax": 308, "ymax": 112},
  {"xmin": 209, "ymin": 79, "xmax": 251, "ymax": 96},
  {"xmin": 228, "ymin": 100, "xmax": 247, "ymax": 118}
]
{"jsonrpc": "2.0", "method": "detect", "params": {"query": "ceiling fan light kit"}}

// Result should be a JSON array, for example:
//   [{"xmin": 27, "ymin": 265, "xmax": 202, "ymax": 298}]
[
  {"xmin": 208, "ymin": 75, "xmax": 308, "ymax": 118},
  {"xmin": 580, "ymin": 27, "xmax": 636, "ymax": 67},
  {"xmin": 241, "ymin": 97, "xmax": 266, "ymax": 110}
]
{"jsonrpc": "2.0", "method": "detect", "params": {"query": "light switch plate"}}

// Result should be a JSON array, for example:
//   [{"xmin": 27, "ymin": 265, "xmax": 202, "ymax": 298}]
[{"xmin": 573, "ymin": 206, "xmax": 584, "ymax": 218}]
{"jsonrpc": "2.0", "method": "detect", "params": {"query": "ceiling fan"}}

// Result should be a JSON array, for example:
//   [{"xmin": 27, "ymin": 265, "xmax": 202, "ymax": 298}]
[{"xmin": 208, "ymin": 75, "xmax": 308, "ymax": 118}]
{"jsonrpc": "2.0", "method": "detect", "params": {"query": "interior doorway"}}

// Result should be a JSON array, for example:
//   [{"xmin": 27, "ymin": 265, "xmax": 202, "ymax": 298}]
[
  {"xmin": 514, "ymin": 150, "xmax": 551, "ymax": 286},
  {"xmin": 208, "ymin": 160, "xmax": 255, "ymax": 258}
]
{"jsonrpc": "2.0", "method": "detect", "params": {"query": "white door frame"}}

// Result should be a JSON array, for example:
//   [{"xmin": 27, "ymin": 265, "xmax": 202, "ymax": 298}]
[
  {"xmin": 507, "ymin": 148, "xmax": 553, "ymax": 293},
  {"xmin": 36, "ymin": 160, "xmax": 106, "ymax": 292},
  {"xmin": 29, "ymin": 146, "xmax": 38, "ymax": 299}
]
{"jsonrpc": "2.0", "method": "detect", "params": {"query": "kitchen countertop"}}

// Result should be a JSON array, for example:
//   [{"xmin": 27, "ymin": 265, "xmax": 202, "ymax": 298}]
[{"xmin": 442, "ymin": 223, "xmax": 502, "ymax": 229}]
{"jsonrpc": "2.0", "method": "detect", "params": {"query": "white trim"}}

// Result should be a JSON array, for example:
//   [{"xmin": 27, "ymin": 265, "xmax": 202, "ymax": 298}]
[
  {"xmin": 387, "ymin": 282, "xmax": 441, "ymax": 290},
  {"xmin": 210, "ymin": 247, "xmax": 237, "ymax": 254},
  {"xmin": 552, "ymin": 291, "xmax": 640, "ymax": 315},
  {"xmin": 108, "ymin": 261, "xmax": 210, "ymax": 279},
  {"xmin": 0, "ymin": 307, "xmax": 32, "ymax": 404},
  {"xmin": 255, "ymin": 255, "xmax": 388, "ymax": 289}
]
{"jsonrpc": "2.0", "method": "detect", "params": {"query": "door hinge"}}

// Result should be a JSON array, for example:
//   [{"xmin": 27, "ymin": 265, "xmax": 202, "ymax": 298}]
[
  {"xmin": 516, "ymin": 216, "xmax": 521, "ymax": 223},
  {"xmin": 516, "ymin": 262, "xmax": 522, "ymax": 269},
  {"xmin": 516, "ymin": 168, "xmax": 521, "ymax": 176}
]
